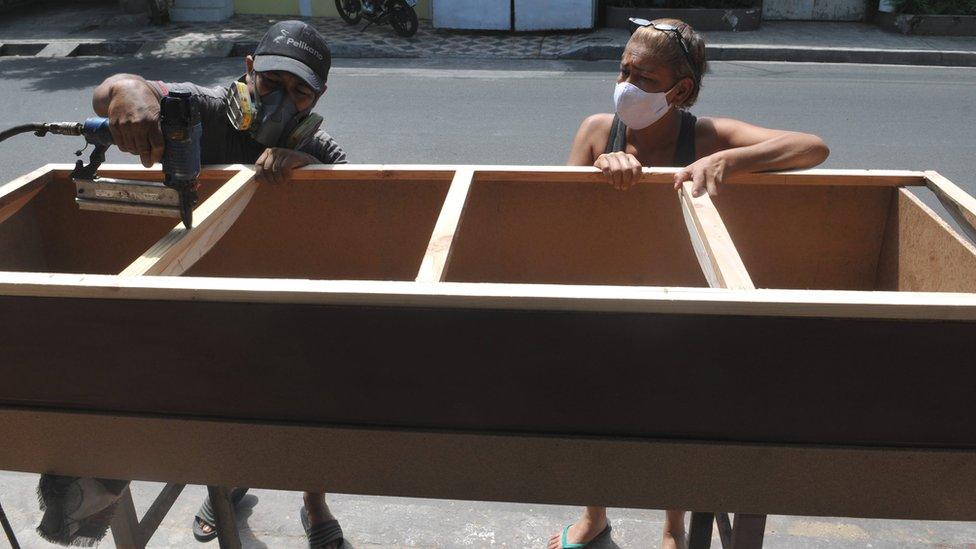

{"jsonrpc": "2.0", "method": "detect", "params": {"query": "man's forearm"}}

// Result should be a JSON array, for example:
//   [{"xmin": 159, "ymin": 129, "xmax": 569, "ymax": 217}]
[
  {"xmin": 92, "ymin": 74, "xmax": 156, "ymax": 116},
  {"xmin": 717, "ymin": 133, "xmax": 830, "ymax": 174}
]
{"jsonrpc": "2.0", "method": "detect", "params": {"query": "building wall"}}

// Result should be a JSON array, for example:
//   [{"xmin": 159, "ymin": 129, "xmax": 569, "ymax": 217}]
[
  {"xmin": 235, "ymin": 0, "xmax": 432, "ymax": 18},
  {"xmin": 432, "ymin": 0, "xmax": 510, "ymax": 30},
  {"xmin": 761, "ymin": 0, "xmax": 866, "ymax": 20}
]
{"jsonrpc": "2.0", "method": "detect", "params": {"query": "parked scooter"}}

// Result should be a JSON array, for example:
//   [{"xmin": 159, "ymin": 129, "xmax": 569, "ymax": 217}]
[{"xmin": 334, "ymin": 0, "xmax": 419, "ymax": 37}]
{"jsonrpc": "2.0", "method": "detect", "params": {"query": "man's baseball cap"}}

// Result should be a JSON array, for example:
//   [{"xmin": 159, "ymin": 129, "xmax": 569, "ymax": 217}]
[{"xmin": 253, "ymin": 20, "xmax": 331, "ymax": 93}]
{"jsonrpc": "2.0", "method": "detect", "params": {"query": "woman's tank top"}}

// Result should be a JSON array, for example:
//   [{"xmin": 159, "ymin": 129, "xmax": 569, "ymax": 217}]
[{"xmin": 603, "ymin": 111, "xmax": 697, "ymax": 166}]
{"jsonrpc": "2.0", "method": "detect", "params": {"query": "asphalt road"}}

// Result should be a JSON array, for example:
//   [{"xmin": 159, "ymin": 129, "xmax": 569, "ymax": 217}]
[
  {"xmin": 0, "ymin": 56, "xmax": 975, "ymax": 547},
  {"xmin": 1, "ymin": 57, "xmax": 974, "ymax": 177},
  {"xmin": 1, "ymin": 56, "xmax": 974, "ymax": 229}
]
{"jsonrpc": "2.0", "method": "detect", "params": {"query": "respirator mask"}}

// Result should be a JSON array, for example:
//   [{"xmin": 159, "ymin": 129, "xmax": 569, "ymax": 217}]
[{"xmin": 225, "ymin": 76, "xmax": 323, "ymax": 149}]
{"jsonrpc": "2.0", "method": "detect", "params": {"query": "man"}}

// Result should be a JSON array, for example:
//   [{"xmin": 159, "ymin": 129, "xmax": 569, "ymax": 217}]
[
  {"xmin": 92, "ymin": 19, "xmax": 345, "ymax": 185},
  {"xmin": 84, "ymin": 20, "xmax": 345, "ymax": 549}
]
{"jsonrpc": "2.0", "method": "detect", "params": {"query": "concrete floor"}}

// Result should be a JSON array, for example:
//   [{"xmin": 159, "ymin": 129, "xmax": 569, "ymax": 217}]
[{"xmin": 2, "ymin": 471, "xmax": 976, "ymax": 547}]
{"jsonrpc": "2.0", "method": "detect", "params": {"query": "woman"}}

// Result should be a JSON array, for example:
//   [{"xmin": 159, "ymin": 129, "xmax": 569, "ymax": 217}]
[{"xmin": 549, "ymin": 18, "xmax": 829, "ymax": 549}]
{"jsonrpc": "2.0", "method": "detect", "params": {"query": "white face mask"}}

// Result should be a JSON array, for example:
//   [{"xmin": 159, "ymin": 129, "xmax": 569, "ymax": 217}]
[{"xmin": 613, "ymin": 81, "xmax": 677, "ymax": 130}]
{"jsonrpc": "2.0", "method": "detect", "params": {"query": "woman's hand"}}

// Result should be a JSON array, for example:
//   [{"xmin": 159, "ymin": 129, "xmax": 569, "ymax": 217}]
[
  {"xmin": 673, "ymin": 153, "xmax": 728, "ymax": 197},
  {"xmin": 594, "ymin": 151, "xmax": 643, "ymax": 191},
  {"xmin": 255, "ymin": 148, "xmax": 317, "ymax": 185}
]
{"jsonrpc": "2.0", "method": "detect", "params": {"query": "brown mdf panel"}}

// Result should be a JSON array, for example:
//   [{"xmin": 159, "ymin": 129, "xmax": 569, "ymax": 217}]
[
  {"xmin": 0, "ymin": 175, "xmax": 214, "ymax": 274},
  {"xmin": 4, "ymin": 409, "xmax": 976, "ymax": 521},
  {"xmin": 444, "ymin": 180, "xmax": 707, "ymax": 287},
  {"xmin": 184, "ymin": 178, "xmax": 451, "ymax": 280},
  {"xmin": 876, "ymin": 189, "xmax": 976, "ymax": 292},
  {"xmin": 711, "ymin": 184, "xmax": 894, "ymax": 290}
]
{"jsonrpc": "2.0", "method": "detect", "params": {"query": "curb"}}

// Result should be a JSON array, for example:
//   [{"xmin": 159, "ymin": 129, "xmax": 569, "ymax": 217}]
[{"xmin": 1, "ymin": 38, "xmax": 975, "ymax": 67}]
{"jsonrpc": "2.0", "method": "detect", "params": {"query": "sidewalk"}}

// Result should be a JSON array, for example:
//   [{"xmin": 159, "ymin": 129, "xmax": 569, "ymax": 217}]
[{"xmin": 1, "ymin": 2, "xmax": 975, "ymax": 66}]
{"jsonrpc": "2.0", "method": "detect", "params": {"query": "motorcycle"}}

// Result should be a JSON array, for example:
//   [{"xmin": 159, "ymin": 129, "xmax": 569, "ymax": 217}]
[{"xmin": 334, "ymin": 0, "xmax": 419, "ymax": 38}]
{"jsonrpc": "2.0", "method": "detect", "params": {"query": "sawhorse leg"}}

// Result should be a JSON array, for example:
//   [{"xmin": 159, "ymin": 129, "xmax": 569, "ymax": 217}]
[
  {"xmin": 0, "ymin": 498, "xmax": 21, "ymax": 549},
  {"xmin": 110, "ymin": 483, "xmax": 187, "ymax": 549},
  {"xmin": 688, "ymin": 512, "xmax": 714, "ymax": 549},
  {"xmin": 687, "ymin": 512, "xmax": 767, "ymax": 549},
  {"xmin": 207, "ymin": 485, "xmax": 242, "ymax": 549},
  {"xmin": 730, "ymin": 514, "xmax": 766, "ymax": 549}
]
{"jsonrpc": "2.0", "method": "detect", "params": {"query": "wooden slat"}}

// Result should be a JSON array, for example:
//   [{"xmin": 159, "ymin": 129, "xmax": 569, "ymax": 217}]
[
  {"xmin": 2, "ymin": 408, "xmax": 976, "ymax": 521},
  {"xmin": 47, "ymin": 163, "xmax": 246, "ymax": 183},
  {"xmin": 474, "ymin": 167, "xmax": 924, "ymax": 187},
  {"xmin": 678, "ymin": 181, "xmax": 755, "ymax": 290},
  {"xmin": 0, "ymin": 165, "xmax": 54, "ymax": 225},
  {"xmin": 43, "ymin": 164, "xmax": 926, "ymax": 187},
  {"xmin": 416, "ymin": 169, "xmax": 474, "ymax": 282},
  {"xmin": 120, "ymin": 167, "xmax": 257, "ymax": 276},
  {"xmin": 924, "ymin": 170, "xmax": 976, "ymax": 242},
  {"xmin": 0, "ymin": 272, "xmax": 975, "ymax": 321}
]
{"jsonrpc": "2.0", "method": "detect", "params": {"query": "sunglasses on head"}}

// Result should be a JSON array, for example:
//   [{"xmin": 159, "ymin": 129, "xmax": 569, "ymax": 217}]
[{"xmin": 628, "ymin": 18, "xmax": 700, "ymax": 87}]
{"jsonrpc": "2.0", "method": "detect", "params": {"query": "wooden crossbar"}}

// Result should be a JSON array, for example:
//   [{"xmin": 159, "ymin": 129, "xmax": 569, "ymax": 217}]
[
  {"xmin": 416, "ymin": 169, "xmax": 474, "ymax": 282},
  {"xmin": 678, "ymin": 181, "xmax": 755, "ymax": 290},
  {"xmin": 120, "ymin": 167, "xmax": 256, "ymax": 276}
]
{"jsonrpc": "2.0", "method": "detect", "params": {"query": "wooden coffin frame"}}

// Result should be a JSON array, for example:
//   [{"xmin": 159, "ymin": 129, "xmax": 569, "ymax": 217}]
[{"xmin": 1, "ymin": 164, "xmax": 976, "ymax": 549}]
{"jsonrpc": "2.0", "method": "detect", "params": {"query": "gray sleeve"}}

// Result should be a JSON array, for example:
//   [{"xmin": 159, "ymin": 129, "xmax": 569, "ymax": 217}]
[
  {"xmin": 299, "ymin": 130, "xmax": 347, "ymax": 165},
  {"xmin": 155, "ymin": 81, "xmax": 227, "ymax": 129}
]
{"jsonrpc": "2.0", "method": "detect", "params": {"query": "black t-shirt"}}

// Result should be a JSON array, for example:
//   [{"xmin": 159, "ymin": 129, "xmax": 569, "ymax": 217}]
[{"xmin": 150, "ymin": 80, "xmax": 346, "ymax": 165}]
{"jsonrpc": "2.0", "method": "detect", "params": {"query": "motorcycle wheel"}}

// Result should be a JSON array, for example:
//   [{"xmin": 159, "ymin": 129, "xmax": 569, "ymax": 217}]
[
  {"xmin": 388, "ymin": 0, "xmax": 418, "ymax": 37},
  {"xmin": 335, "ymin": 0, "xmax": 363, "ymax": 24}
]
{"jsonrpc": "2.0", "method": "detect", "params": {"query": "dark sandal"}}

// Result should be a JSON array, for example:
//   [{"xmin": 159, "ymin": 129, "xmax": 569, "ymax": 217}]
[
  {"xmin": 192, "ymin": 487, "xmax": 249, "ymax": 543},
  {"xmin": 300, "ymin": 506, "xmax": 344, "ymax": 549}
]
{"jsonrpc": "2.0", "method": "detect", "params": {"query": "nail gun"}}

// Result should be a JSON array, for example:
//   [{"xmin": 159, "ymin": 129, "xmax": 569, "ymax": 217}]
[{"xmin": 0, "ymin": 90, "xmax": 202, "ymax": 229}]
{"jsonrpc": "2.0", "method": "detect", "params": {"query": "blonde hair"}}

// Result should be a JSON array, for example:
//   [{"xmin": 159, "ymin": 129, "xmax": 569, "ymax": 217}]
[{"xmin": 628, "ymin": 19, "xmax": 707, "ymax": 108}]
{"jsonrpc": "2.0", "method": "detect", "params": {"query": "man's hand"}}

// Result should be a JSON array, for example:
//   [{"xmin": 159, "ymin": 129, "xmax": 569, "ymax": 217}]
[
  {"xmin": 255, "ymin": 148, "xmax": 317, "ymax": 185},
  {"xmin": 105, "ymin": 78, "xmax": 164, "ymax": 168},
  {"xmin": 673, "ymin": 154, "xmax": 728, "ymax": 197},
  {"xmin": 594, "ymin": 151, "xmax": 643, "ymax": 191}
]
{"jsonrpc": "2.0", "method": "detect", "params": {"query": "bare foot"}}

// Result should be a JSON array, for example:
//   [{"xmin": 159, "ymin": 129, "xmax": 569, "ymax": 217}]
[
  {"xmin": 546, "ymin": 516, "xmax": 608, "ymax": 549},
  {"xmin": 304, "ymin": 493, "xmax": 343, "ymax": 549},
  {"xmin": 195, "ymin": 517, "xmax": 214, "ymax": 536},
  {"xmin": 662, "ymin": 528, "xmax": 688, "ymax": 549}
]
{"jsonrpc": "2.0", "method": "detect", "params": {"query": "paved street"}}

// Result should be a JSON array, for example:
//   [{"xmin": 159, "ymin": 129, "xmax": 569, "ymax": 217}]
[
  {"xmin": 2, "ymin": 1, "xmax": 976, "ymax": 65},
  {"xmin": 1, "ymin": 56, "xmax": 976, "ymax": 547},
  {"xmin": 1, "ymin": 57, "xmax": 975, "ymax": 224}
]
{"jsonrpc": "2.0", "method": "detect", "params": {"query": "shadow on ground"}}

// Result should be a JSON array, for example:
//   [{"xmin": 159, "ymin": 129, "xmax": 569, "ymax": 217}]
[{"xmin": 0, "ymin": 56, "xmax": 246, "ymax": 92}]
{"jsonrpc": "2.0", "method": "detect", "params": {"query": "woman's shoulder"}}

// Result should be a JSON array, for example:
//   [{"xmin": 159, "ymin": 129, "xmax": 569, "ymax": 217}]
[
  {"xmin": 694, "ymin": 115, "xmax": 749, "ymax": 154},
  {"xmin": 578, "ymin": 113, "xmax": 616, "ymax": 147},
  {"xmin": 580, "ymin": 113, "xmax": 616, "ymax": 133}
]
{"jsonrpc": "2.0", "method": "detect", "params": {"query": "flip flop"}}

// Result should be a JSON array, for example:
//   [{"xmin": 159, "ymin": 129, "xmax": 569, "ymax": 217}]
[
  {"xmin": 192, "ymin": 487, "xmax": 249, "ymax": 543},
  {"xmin": 559, "ymin": 523, "xmax": 612, "ymax": 549},
  {"xmin": 300, "ymin": 506, "xmax": 344, "ymax": 549}
]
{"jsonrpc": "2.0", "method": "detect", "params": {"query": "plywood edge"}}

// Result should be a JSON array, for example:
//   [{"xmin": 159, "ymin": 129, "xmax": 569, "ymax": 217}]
[
  {"xmin": 678, "ymin": 182, "xmax": 755, "ymax": 290},
  {"xmin": 0, "ymin": 164, "xmax": 55, "ymax": 224},
  {"xmin": 2, "ymin": 407, "xmax": 976, "ymax": 521},
  {"xmin": 416, "ymin": 169, "xmax": 475, "ymax": 282},
  {"xmin": 37, "ymin": 164, "xmax": 926, "ymax": 186},
  {"xmin": 47, "ymin": 163, "xmax": 248, "ymax": 183},
  {"xmin": 478, "ymin": 167, "xmax": 923, "ymax": 186},
  {"xmin": 722, "ymin": 169, "xmax": 924, "ymax": 187},
  {"xmin": 283, "ymin": 165, "xmax": 925, "ymax": 186},
  {"xmin": 901, "ymin": 189, "xmax": 976, "ymax": 258},
  {"xmin": 924, "ymin": 171, "xmax": 976, "ymax": 244},
  {"xmin": 1, "ymin": 272, "xmax": 975, "ymax": 321},
  {"xmin": 120, "ymin": 167, "xmax": 257, "ymax": 277}
]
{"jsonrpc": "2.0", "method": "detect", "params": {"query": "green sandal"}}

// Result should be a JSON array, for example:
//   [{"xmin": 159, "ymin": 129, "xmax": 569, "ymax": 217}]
[{"xmin": 559, "ymin": 523, "xmax": 611, "ymax": 548}]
